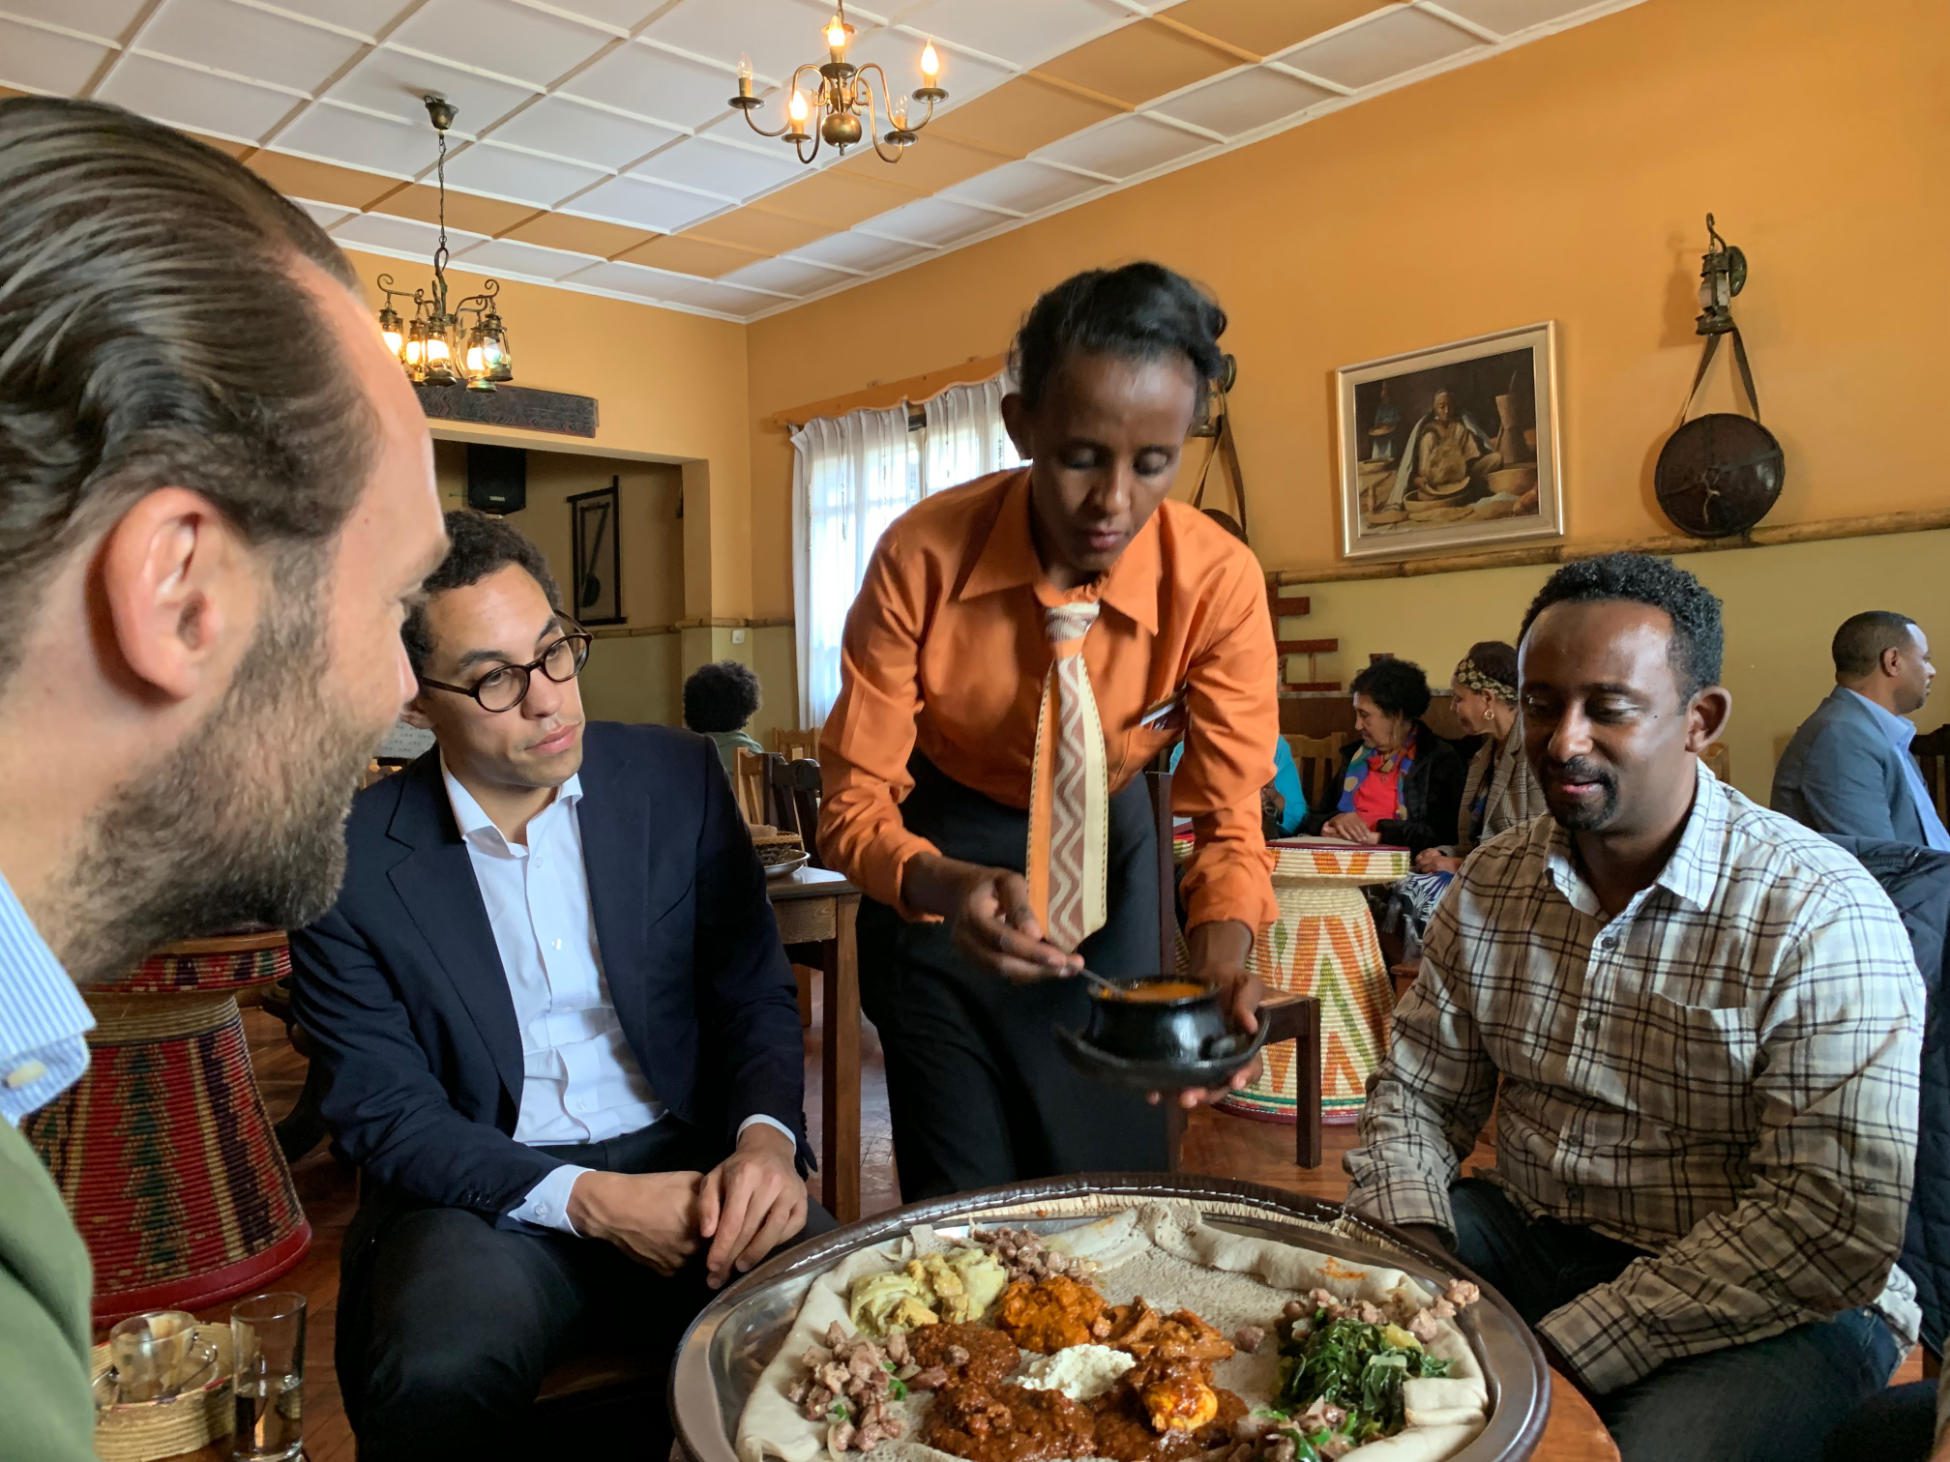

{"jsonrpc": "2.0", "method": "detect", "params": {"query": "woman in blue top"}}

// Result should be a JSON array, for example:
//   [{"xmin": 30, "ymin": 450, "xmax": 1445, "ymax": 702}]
[{"xmin": 1170, "ymin": 735, "xmax": 1306, "ymax": 838}]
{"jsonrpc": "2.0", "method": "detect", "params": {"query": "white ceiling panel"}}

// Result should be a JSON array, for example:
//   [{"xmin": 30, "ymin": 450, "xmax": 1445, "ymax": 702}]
[
  {"xmin": 1, "ymin": 0, "xmax": 146, "ymax": 43},
  {"xmin": 439, "ymin": 139, "xmax": 609, "ymax": 205},
  {"xmin": 657, "ymin": 276, "xmax": 786, "ymax": 314},
  {"xmin": 1276, "ymin": 7, "xmax": 1483, "ymax": 90},
  {"xmin": 557, "ymin": 258, "xmax": 692, "ymax": 302},
  {"xmin": 1432, "ymin": 0, "xmax": 1607, "ymax": 35},
  {"xmin": 891, "ymin": 0, "xmax": 1131, "ymax": 69},
  {"xmin": 1149, "ymin": 65, "xmax": 1335, "ymax": 138},
  {"xmin": 329, "ymin": 211, "xmax": 486, "ymax": 256},
  {"xmin": 0, "ymin": 16, "xmax": 111, "ymax": 94},
  {"xmin": 139, "ymin": 0, "xmax": 366, "ymax": 96},
  {"xmin": 276, "ymin": 100, "xmax": 433, "ymax": 176},
  {"xmin": 388, "ymin": 0, "xmax": 614, "ymax": 89},
  {"xmin": 860, "ymin": 195, "xmax": 1004, "ymax": 246},
  {"xmin": 790, "ymin": 227, "xmax": 933, "ymax": 272},
  {"xmin": 1032, "ymin": 113, "xmax": 1212, "ymax": 180},
  {"xmin": 562, "ymin": 38, "xmax": 743, "ymax": 131},
  {"xmin": 325, "ymin": 46, "xmax": 534, "ymax": 131},
  {"xmin": 451, "ymin": 236, "xmax": 602, "ymax": 280},
  {"xmin": 539, "ymin": 0, "xmax": 668, "ymax": 30},
  {"xmin": 483, "ymin": 96, "xmax": 679, "ymax": 169},
  {"xmin": 630, "ymin": 135, "xmax": 803, "ymax": 198},
  {"xmin": 940, "ymin": 159, "xmax": 1105, "ymax": 215},
  {"xmin": 255, "ymin": 0, "xmax": 411, "ymax": 37},
  {"xmin": 566, "ymin": 173, "xmax": 728, "ymax": 229},
  {"xmin": 641, "ymin": 0, "xmax": 839, "ymax": 82},
  {"xmin": 718, "ymin": 254, "xmax": 860, "ymax": 294},
  {"xmin": 97, "ymin": 52, "xmax": 298, "ymax": 142}
]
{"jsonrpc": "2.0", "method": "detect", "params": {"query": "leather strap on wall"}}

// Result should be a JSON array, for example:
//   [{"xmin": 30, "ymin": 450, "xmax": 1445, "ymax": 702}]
[{"xmin": 1680, "ymin": 325, "xmax": 1762, "ymax": 424}]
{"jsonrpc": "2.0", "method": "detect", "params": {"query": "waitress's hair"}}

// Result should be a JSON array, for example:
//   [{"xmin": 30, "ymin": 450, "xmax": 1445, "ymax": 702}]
[{"xmin": 1008, "ymin": 262, "xmax": 1227, "ymax": 409}]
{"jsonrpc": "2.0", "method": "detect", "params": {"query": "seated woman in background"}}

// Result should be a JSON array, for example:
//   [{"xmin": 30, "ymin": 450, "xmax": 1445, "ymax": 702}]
[
  {"xmin": 1412, "ymin": 640, "xmax": 1542, "ymax": 876},
  {"xmin": 1301, "ymin": 658, "xmax": 1463, "ymax": 853},
  {"xmin": 1170, "ymin": 733, "xmax": 1307, "ymax": 839},
  {"xmin": 683, "ymin": 659, "xmax": 766, "ymax": 774}
]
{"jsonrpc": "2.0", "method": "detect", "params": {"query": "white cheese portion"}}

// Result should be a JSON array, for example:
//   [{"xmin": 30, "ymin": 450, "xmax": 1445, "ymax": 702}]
[{"xmin": 1014, "ymin": 1345, "xmax": 1136, "ymax": 1402}]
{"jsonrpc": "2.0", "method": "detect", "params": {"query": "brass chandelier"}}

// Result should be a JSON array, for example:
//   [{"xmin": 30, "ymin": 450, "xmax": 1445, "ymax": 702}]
[
  {"xmin": 728, "ymin": 1, "xmax": 947, "ymax": 164},
  {"xmin": 374, "ymin": 96, "xmax": 513, "ymax": 392}
]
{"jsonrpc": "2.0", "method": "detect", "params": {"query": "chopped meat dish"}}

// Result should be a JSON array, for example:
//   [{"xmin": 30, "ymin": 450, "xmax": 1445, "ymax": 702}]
[{"xmin": 995, "ymin": 1276, "xmax": 1109, "ymax": 1355}]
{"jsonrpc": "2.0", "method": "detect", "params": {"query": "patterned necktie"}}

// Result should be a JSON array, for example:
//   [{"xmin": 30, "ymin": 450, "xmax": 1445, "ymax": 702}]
[{"xmin": 1025, "ymin": 600, "xmax": 1108, "ymax": 952}]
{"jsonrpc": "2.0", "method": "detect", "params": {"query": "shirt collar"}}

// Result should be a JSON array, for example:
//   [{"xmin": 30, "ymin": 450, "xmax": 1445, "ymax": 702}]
[
  {"xmin": 440, "ymin": 752, "xmax": 583, "ymax": 853},
  {"xmin": 1841, "ymin": 686, "xmax": 1916, "ymax": 753},
  {"xmin": 1545, "ymin": 759, "xmax": 1726, "ymax": 915},
  {"xmin": 0, "ymin": 867, "xmax": 93, "ymax": 1114},
  {"xmin": 955, "ymin": 469, "xmax": 1163, "ymax": 635}
]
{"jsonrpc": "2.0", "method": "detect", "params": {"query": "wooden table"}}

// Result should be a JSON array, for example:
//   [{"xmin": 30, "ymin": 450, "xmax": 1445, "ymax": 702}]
[
  {"xmin": 1541, "ymin": 1368, "xmax": 1622, "ymax": 1460},
  {"xmin": 768, "ymin": 867, "xmax": 862, "ymax": 1223}
]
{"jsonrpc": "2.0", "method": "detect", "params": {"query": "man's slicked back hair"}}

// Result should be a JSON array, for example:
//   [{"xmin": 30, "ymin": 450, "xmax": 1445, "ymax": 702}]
[{"xmin": 0, "ymin": 97, "xmax": 376, "ymax": 684}]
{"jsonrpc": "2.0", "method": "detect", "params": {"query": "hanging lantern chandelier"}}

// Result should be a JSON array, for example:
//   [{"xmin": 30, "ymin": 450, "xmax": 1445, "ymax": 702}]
[
  {"xmin": 728, "ymin": 1, "xmax": 947, "ymax": 165},
  {"xmin": 374, "ymin": 96, "xmax": 513, "ymax": 392}
]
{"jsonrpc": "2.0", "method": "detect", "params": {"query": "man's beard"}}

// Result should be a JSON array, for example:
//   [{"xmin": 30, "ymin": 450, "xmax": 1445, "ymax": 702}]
[
  {"xmin": 52, "ymin": 578, "xmax": 378, "ymax": 984},
  {"xmin": 1541, "ymin": 756, "xmax": 1621, "ymax": 833}
]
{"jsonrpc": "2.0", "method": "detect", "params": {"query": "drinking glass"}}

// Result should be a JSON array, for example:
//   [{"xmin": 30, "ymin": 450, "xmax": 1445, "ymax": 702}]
[{"xmin": 231, "ymin": 1291, "xmax": 306, "ymax": 1462}]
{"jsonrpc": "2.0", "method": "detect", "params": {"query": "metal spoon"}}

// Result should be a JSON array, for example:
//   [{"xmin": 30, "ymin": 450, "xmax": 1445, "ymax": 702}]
[{"xmin": 1076, "ymin": 967, "xmax": 1125, "ymax": 997}]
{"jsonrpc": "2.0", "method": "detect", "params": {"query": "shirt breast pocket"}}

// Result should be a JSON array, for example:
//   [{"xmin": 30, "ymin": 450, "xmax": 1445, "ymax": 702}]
[{"xmin": 1613, "ymin": 991, "xmax": 1759, "ymax": 1137}]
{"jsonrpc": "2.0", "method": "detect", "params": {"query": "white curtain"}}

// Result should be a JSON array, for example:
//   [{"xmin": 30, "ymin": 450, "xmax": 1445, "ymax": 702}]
[
  {"xmin": 920, "ymin": 376, "xmax": 1022, "ymax": 493},
  {"xmin": 791, "ymin": 405, "xmax": 916, "ymax": 726}
]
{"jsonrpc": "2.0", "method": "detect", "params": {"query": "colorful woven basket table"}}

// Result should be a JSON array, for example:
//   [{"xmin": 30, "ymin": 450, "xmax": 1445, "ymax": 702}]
[
  {"xmin": 23, "ymin": 931, "xmax": 310, "ymax": 1324},
  {"xmin": 1175, "ymin": 835, "xmax": 1409, "ymax": 1124}
]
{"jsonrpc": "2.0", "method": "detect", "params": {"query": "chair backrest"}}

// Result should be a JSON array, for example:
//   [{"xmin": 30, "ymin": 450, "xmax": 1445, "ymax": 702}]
[
  {"xmin": 732, "ymin": 748, "xmax": 771, "ymax": 826},
  {"xmin": 1286, "ymin": 734, "xmax": 1344, "ymax": 816},
  {"xmin": 771, "ymin": 726, "xmax": 819, "ymax": 764},
  {"xmin": 1144, "ymin": 768, "xmax": 1180, "ymax": 974},
  {"xmin": 768, "ymin": 755, "xmax": 825, "ymax": 866},
  {"xmin": 1916, "ymin": 725, "xmax": 1950, "ymax": 826},
  {"xmin": 1702, "ymin": 741, "xmax": 1732, "ymax": 785}
]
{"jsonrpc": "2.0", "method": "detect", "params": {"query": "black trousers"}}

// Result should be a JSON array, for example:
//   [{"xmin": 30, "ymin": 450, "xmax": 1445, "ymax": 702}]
[
  {"xmin": 858, "ymin": 754, "xmax": 1169, "ymax": 1202},
  {"xmin": 337, "ymin": 1119, "xmax": 834, "ymax": 1461}
]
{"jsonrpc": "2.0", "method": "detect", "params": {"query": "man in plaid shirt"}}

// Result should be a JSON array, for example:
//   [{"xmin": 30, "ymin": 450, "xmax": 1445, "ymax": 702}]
[{"xmin": 1346, "ymin": 553, "xmax": 1923, "ymax": 1461}]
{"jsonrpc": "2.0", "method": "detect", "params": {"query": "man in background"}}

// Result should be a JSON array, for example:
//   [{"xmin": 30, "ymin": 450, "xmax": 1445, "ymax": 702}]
[
  {"xmin": 1773, "ymin": 610, "xmax": 1947, "ymax": 847},
  {"xmin": 0, "ymin": 97, "xmax": 445, "ymax": 1460},
  {"xmin": 684, "ymin": 658, "xmax": 768, "ymax": 776}
]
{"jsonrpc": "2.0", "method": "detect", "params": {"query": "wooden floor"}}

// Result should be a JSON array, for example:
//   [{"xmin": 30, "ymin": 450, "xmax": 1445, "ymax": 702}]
[{"xmin": 220, "ymin": 989, "xmax": 1918, "ymax": 1461}]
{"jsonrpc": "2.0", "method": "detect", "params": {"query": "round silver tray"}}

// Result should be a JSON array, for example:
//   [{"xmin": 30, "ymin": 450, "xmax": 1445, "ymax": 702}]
[{"xmin": 671, "ymin": 1174, "xmax": 1548, "ymax": 1462}]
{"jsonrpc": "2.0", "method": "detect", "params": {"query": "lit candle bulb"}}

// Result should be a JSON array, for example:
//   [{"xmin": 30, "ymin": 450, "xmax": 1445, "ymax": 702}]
[
  {"xmin": 737, "ymin": 52, "xmax": 753, "ymax": 99},
  {"xmin": 788, "ymin": 88, "xmax": 810, "ymax": 128},
  {"xmin": 921, "ymin": 39, "xmax": 940, "ymax": 82},
  {"xmin": 825, "ymin": 13, "xmax": 847, "ymax": 51},
  {"xmin": 891, "ymin": 93, "xmax": 909, "ymax": 129}
]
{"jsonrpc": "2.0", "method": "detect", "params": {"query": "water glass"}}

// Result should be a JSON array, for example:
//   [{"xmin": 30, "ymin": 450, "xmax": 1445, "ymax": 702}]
[{"xmin": 231, "ymin": 1291, "xmax": 306, "ymax": 1462}]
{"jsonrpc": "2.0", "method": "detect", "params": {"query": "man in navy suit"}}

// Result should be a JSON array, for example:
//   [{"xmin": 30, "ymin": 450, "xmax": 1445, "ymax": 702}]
[
  {"xmin": 293, "ymin": 511, "xmax": 823, "ymax": 1459},
  {"xmin": 1773, "ymin": 611, "xmax": 1948, "ymax": 849}
]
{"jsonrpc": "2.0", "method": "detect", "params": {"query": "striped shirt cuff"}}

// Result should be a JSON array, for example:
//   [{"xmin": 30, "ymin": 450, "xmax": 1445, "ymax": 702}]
[
  {"xmin": 1345, "ymin": 1174, "xmax": 1456, "ymax": 1243},
  {"xmin": 1537, "ymin": 1286, "xmax": 1661, "ymax": 1395}
]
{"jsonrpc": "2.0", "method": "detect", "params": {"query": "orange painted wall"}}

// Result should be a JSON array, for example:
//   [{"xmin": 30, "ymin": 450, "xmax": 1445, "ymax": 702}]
[
  {"xmin": 342, "ymin": 247, "xmax": 754, "ymax": 621},
  {"xmin": 744, "ymin": 0, "xmax": 1950, "ymax": 620}
]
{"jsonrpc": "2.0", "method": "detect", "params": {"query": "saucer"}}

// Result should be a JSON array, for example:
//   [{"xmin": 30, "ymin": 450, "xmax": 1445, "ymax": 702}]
[{"xmin": 1055, "ymin": 1015, "xmax": 1271, "ymax": 1092}]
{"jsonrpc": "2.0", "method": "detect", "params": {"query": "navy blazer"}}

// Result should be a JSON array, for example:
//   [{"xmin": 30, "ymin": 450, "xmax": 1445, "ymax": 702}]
[
  {"xmin": 1772, "ymin": 686, "xmax": 1933, "ymax": 845},
  {"xmin": 290, "ymin": 722, "xmax": 807, "ymax": 1220}
]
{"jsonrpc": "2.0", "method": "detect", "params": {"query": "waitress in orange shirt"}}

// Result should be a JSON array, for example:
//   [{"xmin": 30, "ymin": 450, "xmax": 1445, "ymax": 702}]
[{"xmin": 818, "ymin": 263, "xmax": 1280, "ymax": 1200}]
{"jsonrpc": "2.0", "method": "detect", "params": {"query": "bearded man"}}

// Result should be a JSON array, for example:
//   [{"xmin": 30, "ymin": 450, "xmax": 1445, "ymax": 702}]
[{"xmin": 0, "ymin": 97, "xmax": 446, "ymax": 1460}]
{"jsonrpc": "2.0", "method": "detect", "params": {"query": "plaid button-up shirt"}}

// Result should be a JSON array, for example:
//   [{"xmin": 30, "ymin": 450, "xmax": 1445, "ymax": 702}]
[{"xmin": 1347, "ymin": 764, "xmax": 1924, "ymax": 1394}]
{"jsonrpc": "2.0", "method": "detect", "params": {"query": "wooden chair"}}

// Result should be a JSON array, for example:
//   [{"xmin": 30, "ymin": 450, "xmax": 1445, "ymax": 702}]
[
  {"xmin": 733, "ymin": 747, "xmax": 772, "ymax": 826},
  {"xmin": 768, "ymin": 755, "xmax": 825, "ymax": 867},
  {"xmin": 1286, "ymin": 734, "xmax": 1345, "ymax": 818},
  {"xmin": 771, "ymin": 726, "xmax": 819, "ymax": 763},
  {"xmin": 1916, "ymin": 725, "xmax": 1950, "ymax": 825},
  {"xmin": 1152, "ymin": 768, "xmax": 1324, "ymax": 1171},
  {"xmin": 1702, "ymin": 740, "xmax": 1732, "ymax": 785}
]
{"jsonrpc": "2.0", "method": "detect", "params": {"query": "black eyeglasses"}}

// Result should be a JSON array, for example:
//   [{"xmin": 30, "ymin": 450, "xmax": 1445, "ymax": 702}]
[{"xmin": 421, "ymin": 632, "xmax": 592, "ymax": 713}]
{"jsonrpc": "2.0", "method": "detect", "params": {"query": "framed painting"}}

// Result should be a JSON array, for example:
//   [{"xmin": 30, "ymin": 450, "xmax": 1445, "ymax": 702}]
[
  {"xmin": 1337, "ymin": 321, "xmax": 1563, "ymax": 561},
  {"xmin": 568, "ymin": 478, "xmax": 622, "ymax": 626}
]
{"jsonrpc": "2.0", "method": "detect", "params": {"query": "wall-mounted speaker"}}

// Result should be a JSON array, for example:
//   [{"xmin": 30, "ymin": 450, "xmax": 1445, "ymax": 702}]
[{"xmin": 466, "ymin": 444, "xmax": 527, "ymax": 515}]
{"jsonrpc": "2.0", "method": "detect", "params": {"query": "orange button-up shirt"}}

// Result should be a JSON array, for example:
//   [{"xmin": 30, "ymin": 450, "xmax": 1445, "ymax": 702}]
[{"xmin": 818, "ymin": 469, "xmax": 1278, "ymax": 934}]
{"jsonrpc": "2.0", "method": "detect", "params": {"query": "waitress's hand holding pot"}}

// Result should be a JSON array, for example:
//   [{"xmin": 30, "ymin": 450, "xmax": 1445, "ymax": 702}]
[{"xmin": 905, "ymin": 854, "xmax": 1082, "ymax": 983}]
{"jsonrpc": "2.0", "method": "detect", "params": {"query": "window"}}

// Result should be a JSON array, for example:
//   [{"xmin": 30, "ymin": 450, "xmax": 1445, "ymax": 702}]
[{"xmin": 791, "ymin": 376, "xmax": 1023, "ymax": 725}]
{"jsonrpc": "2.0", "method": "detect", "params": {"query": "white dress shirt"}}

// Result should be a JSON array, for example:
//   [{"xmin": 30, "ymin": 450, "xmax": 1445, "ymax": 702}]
[
  {"xmin": 0, "ymin": 868, "xmax": 92, "ymax": 1127},
  {"xmin": 441, "ymin": 761, "xmax": 792, "ymax": 1234}
]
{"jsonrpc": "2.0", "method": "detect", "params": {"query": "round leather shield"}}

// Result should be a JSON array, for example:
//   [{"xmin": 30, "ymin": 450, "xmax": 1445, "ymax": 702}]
[{"xmin": 1654, "ymin": 412, "xmax": 1785, "ymax": 539}]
